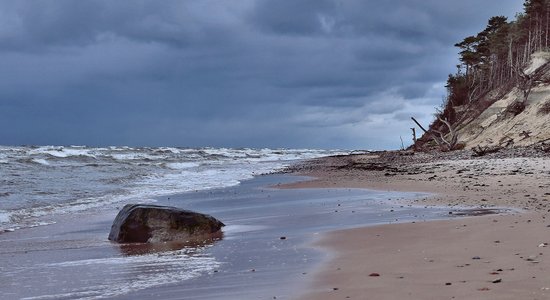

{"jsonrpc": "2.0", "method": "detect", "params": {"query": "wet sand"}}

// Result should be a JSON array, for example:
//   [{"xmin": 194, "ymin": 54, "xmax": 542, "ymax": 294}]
[
  {"xmin": 285, "ymin": 150, "xmax": 550, "ymax": 299},
  {"xmin": 0, "ymin": 174, "xmax": 452, "ymax": 300}
]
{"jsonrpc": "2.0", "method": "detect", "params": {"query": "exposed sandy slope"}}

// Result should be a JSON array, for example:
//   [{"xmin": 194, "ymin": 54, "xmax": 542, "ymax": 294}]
[
  {"xmin": 453, "ymin": 51, "xmax": 550, "ymax": 149},
  {"xmin": 282, "ymin": 149, "xmax": 550, "ymax": 299}
]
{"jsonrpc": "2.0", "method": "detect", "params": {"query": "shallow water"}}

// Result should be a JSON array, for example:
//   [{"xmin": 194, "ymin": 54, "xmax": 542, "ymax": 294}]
[{"xmin": 0, "ymin": 174, "xmax": 453, "ymax": 300}]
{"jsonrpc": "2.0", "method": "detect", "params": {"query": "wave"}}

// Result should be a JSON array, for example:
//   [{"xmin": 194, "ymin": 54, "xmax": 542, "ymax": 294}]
[
  {"xmin": 0, "ymin": 146, "xmax": 347, "ymax": 232},
  {"xmin": 31, "ymin": 158, "xmax": 50, "ymax": 166},
  {"xmin": 164, "ymin": 162, "xmax": 201, "ymax": 170}
]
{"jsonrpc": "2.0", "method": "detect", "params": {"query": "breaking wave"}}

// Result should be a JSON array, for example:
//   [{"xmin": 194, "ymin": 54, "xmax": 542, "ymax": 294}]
[{"xmin": 0, "ymin": 146, "xmax": 345, "ymax": 231}]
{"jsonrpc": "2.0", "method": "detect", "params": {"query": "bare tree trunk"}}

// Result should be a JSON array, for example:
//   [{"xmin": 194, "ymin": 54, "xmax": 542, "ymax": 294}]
[
  {"xmin": 528, "ymin": 30, "xmax": 532, "ymax": 56},
  {"xmin": 508, "ymin": 38, "xmax": 514, "ymax": 77},
  {"xmin": 411, "ymin": 117, "xmax": 458, "ymax": 151},
  {"xmin": 547, "ymin": 4, "xmax": 549, "ymax": 49}
]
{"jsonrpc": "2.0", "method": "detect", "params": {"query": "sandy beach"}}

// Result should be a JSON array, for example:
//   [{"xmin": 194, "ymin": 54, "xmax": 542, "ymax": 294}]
[
  {"xmin": 2, "ymin": 147, "xmax": 549, "ymax": 299},
  {"xmin": 284, "ymin": 148, "xmax": 550, "ymax": 299}
]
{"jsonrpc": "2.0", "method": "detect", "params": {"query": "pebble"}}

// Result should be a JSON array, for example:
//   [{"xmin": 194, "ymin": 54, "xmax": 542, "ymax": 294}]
[
  {"xmin": 492, "ymin": 278, "xmax": 502, "ymax": 283},
  {"xmin": 472, "ymin": 256, "xmax": 481, "ymax": 260},
  {"xmin": 369, "ymin": 273, "xmax": 380, "ymax": 277},
  {"xmin": 526, "ymin": 255, "xmax": 538, "ymax": 261}
]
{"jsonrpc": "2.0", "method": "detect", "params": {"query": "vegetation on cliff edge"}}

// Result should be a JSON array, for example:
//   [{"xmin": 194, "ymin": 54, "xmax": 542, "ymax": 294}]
[{"xmin": 419, "ymin": 0, "xmax": 550, "ymax": 151}]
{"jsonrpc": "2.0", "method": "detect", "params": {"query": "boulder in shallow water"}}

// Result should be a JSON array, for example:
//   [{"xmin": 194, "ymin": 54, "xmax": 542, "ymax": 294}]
[{"xmin": 108, "ymin": 204, "xmax": 225, "ymax": 243}]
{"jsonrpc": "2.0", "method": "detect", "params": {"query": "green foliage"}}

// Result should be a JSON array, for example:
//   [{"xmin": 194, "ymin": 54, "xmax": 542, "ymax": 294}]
[
  {"xmin": 445, "ymin": 73, "xmax": 469, "ymax": 107},
  {"xmin": 420, "ymin": 0, "xmax": 550, "ymax": 150},
  {"xmin": 443, "ymin": 0, "xmax": 550, "ymax": 126}
]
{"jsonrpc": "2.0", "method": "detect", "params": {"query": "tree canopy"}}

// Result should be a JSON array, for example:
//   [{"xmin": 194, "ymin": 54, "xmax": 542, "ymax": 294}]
[{"xmin": 442, "ymin": 0, "xmax": 549, "ymax": 122}]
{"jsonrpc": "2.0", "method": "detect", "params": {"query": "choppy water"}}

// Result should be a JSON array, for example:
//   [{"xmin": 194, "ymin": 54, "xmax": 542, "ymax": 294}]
[{"xmin": 0, "ymin": 145, "xmax": 343, "ymax": 231}]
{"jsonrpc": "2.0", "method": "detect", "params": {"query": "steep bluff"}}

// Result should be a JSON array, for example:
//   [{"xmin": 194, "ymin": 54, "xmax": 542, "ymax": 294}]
[{"xmin": 416, "ymin": 51, "xmax": 550, "ymax": 151}]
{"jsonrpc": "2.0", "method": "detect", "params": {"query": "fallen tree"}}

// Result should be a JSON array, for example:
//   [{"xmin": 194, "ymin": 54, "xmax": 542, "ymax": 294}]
[{"xmin": 411, "ymin": 117, "xmax": 460, "ymax": 151}]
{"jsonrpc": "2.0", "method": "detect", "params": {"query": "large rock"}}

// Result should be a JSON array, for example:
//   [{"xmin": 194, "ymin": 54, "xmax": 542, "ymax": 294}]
[{"xmin": 108, "ymin": 204, "xmax": 225, "ymax": 243}]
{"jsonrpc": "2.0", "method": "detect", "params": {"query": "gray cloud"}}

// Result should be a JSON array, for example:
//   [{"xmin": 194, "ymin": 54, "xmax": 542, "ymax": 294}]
[{"xmin": 0, "ymin": 0, "xmax": 523, "ymax": 149}]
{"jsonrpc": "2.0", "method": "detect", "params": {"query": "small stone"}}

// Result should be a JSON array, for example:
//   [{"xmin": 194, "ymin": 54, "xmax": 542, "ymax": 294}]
[
  {"xmin": 445, "ymin": 282, "xmax": 452, "ymax": 286},
  {"xmin": 333, "ymin": 288, "xmax": 339, "ymax": 291},
  {"xmin": 472, "ymin": 256, "xmax": 481, "ymax": 260},
  {"xmin": 369, "ymin": 273, "xmax": 380, "ymax": 277},
  {"xmin": 526, "ymin": 255, "xmax": 538, "ymax": 261},
  {"xmin": 280, "ymin": 236, "xmax": 286, "ymax": 240},
  {"xmin": 492, "ymin": 278, "xmax": 502, "ymax": 284}
]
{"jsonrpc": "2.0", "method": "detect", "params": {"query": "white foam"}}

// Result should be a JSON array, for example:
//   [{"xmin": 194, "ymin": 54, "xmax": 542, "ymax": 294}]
[
  {"xmin": 31, "ymin": 158, "xmax": 50, "ymax": 166},
  {"xmin": 156, "ymin": 147, "xmax": 182, "ymax": 154},
  {"xmin": 109, "ymin": 152, "xmax": 159, "ymax": 161},
  {"xmin": 223, "ymin": 224, "xmax": 268, "ymax": 234},
  {"xmin": 23, "ymin": 248, "xmax": 221, "ymax": 300},
  {"xmin": 0, "ymin": 146, "xmax": 346, "ymax": 231},
  {"xmin": 0, "ymin": 210, "xmax": 11, "ymax": 224},
  {"xmin": 165, "ymin": 162, "xmax": 200, "ymax": 170},
  {"xmin": 28, "ymin": 146, "xmax": 97, "ymax": 158}
]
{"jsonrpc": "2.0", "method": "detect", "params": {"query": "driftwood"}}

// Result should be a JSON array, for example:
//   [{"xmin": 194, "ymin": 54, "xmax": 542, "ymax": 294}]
[
  {"xmin": 513, "ymin": 64, "xmax": 533, "ymax": 103},
  {"xmin": 535, "ymin": 143, "xmax": 550, "ymax": 153},
  {"xmin": 411, "ymin": 117, "xmax": 459, "ymax": 151},
  {"xmin": 503, "ymin": 64, "xmax": 534, "ymax": 117},
  {"xmin": 410, "ymin": 127, "xmax": 417, "ymax": 150},
  {"xmin": 436, "ymin": 117, "xmax": 459, "ymax": 150},
  {"xmin": 505, "ymin": 100, "xmax": 526, "ymax": 116},
  {"xmin": 519, "ymin": 130, "xmax": 532, "ymax": 140},
  {"xmin": 498, "ymin": 135, "xmax": 515, "ymax": 148},
  {"xmin": 472, "ymin": 145, "xmax": 502, "ymax": 157}
]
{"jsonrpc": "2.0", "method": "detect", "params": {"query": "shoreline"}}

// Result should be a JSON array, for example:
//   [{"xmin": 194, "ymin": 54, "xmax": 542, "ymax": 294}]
[
  {"xmin": 1, "ymin": 174, "xmax": 451, "ymax": 299},
  {"xmin": 283, "ymin": 149, "xmax": 550, "ymax": 299}
]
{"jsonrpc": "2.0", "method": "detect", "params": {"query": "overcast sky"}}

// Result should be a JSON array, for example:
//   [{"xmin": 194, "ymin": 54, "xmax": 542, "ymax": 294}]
[{"xmin": 0, "ymin": 1, "xmax": 524, "ymax": 149}]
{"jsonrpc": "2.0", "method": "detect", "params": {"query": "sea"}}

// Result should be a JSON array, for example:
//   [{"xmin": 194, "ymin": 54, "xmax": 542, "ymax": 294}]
[
  {"xmin": 0, "ymin": 145, "xmax": 343, "ymax": 232},
  {"xmin": 0, "ymin": 146, "xmax": 451, "ymax": 299}
]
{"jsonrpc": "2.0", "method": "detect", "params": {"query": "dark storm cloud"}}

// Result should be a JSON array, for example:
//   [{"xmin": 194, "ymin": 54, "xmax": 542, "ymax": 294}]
[{"xmin": 0, "ymin": 0, "xmax": 523, "ymax": 149}]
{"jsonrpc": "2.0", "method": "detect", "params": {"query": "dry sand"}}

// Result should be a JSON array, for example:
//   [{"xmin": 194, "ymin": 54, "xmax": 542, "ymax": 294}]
[{"xmin": 283, "ymin": 149, "xmax": 550, "ymax": 299}]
